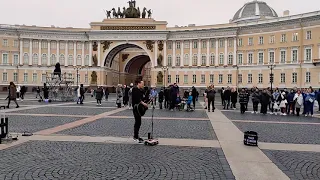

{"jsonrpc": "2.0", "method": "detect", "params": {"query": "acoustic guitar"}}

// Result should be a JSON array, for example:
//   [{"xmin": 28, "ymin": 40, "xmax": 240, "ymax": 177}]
[{"xmin": 134, "ymin": 98, "xmax": 154, "ymax": 117}]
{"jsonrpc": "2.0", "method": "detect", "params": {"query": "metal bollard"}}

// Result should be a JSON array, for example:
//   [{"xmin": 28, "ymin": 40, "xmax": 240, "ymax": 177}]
[{"xmin": 0, "ymin": 118, "xmax": 8, "ymax": 139}]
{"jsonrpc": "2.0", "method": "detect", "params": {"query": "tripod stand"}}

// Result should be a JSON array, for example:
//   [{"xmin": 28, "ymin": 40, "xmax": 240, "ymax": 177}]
[{"xmin": 144, "ymin": 102, "xmax": 159, "ymax": 146}]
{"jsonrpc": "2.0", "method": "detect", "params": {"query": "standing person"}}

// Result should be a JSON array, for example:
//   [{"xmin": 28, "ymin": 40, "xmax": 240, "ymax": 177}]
[
  {"xmin": 116, "ymin": 84, "xmax": 123, "ymax": 108},
  {"xmin": 191, "ymin": 86, "xmax": 197, "ymax": 109},
  {"xmin": 123, "ymin": 85, "xmax": 129, "ymax": 106},
  {"xmin": 170, "ymin": 83, "xmax": 179, "ymax": 111},
  {"xmin": 305, "ymin": 88, "xmax": 315, "ymax": 117},
  {"xmin": 132, "ymin": 80, "xmax": 148, "ymax": 143},
  {"xmin": 128, "ymin": 83, "xmax": 134, "ymax": 109},
  {"xmin": 77, "ymin": 84, "xmax": 85, "ymax": 104},
  {"xmin": 150, "ymin": 87, "xmax": 158, "ymax": 106},
  {"xmin": 96, "ymin": 86, "xmax": 103, "ymax": 106},
  {"xmin": 221, "ymin": 87, "xmax": 225, "ymax": 106},
  {"xmin": 260, "ymin": 89, "xmax": 270, "ymax": 115},
  {"xmin": 230, "ymin": 88, "xmax": 238, "ymax": 110},
  {"xmin": 316, "ymin": 88, "xmax": 320, "ymax": 112},
  {"xmin": 158, "ymin": 88, "xmax": 164, "ymax": 109},
  {"xmin": 239, "ymin": 88, "xmax": 248, "ymax": 114},
  {"xmin": 293, "ymin": 90, "xmax": 303, "ymax": 116},
  {"xmin": 251, "ymin": 89, "xmax": 260, "ymax": 114},
  {"xmin": 279, "ymin": 92, "xmax": 287, "ymax": 115},
  {"xmin": 223, "ymin": 87, "xmax": 231, "ymax": 110},
  {"xmin": 36, "ymin": 86, "xmax": 41, "ymax": 99},
  {"xmin": 16, "ymin": 85, "xmax": 21, "ymax": 101},
  {"xmin": 206, "ymin": 85, "xmax": 216, "ymax": 112},
  {"xmin": 105, "ymin": 88, "xmax": 109, "ymax": 101},
  {"xmin": 203, "ymin": 89, "xmax": 208, "ymax": 110},
  {"xmin": 20, "ymin": 86, "xmax": 26, "ymax": 101},
  {"xmin": 164, "ymin": 87, "xmax": 169, "ymax": 109},
  {"xmin": 287, "ymin": 89, "xmax": 296, "ymax": 115},
  {"xmin": 6, "ymin": 82, "xmax": 19, "ymax": 108}
]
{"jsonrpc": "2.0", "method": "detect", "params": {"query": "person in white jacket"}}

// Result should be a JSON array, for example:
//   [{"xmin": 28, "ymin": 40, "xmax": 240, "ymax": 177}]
[
  {"xmin": 293, "ymin": 90, "xmax": 303, "ymax": 116},
  {"xmin": 16, "ymin": 85, "xmax": 21, "ymax": 101}
]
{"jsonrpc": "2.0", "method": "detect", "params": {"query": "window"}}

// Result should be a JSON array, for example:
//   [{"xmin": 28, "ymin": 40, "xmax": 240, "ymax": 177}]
[
  {"xmin": 201, "ymin": 54, "xmax": 206, "ymax": 66},
  {"xmin": 84, "ymin": 55, "xmax": 89, "ymax": 66},
  {"xmin": 228, "ymin": 39, "xmax": 233, "ymax": 47},
  {"xmin": 68, "ymin": 42, "xmax": 74, "ymax": 49},
  {"xmin": 184, "ymin": 41, "xmax": 189, "ymax": 49},
  {"xmin": 292, "ymin": 50, "xmax": 298, "ymax": 62},
  {"xmin": 23, "ymin": 73, "xmax": 28, "ymax": 82},
  {"xmin": 248, "ymin": 37, "xmax": 253, "ymax": 46},
  {"xmin": 51, "ymin": 41, "xmax": 57, "ymax": 49},
  {"xmin": 238, "ymin": 53, "xmax": 243, "ymax": 64},
  {"xmin": 259, "ymin": 36, "xmax": 264, "ymax": 45},
  {"xmin": 23, "ymin": 53, "xmax": 29, "ymax": 65},
  {"xmin": 228, "ymin": 53, "xmax": 233, "ymax": 65},
  {"xmin": 210, "ymin": 54, "xmax": 215, "ymax": 65},
  {"xmin": 269, "ymin": 35, "xmax": 275, "ymax": 44},
  {"xmin": 33, "ymin": 41, "xmax": 38, "ymax": 48},
  {"xmin": 192, "ymin": 75, "xmax": 196, "ymax": 84},
  {"xmin": 292, "ymin": 72, "xmax": 297, "ymax": 83},
  {"xmin": 176, "ymin": 42, "xmax": 180, "ymax": 49},
  {"xmin": 210, "ymin": 74, "xmax": 214, "ymax": 83},
  {"xmin": 258, "ymin": 52, "xmax": 264, "ymax": 64},
  {"xmin": 258, "ymin": 73, "xmax": 263, "ymax": 84},
  {"xmin": 218, "ymin": 74, "xmax": 223, "ymax": 84},
  {"xmin": 193, "ymin": 41, "xmax": 198, "ymax": 49},
  {"xmin": 248, "ymin": 53, "xmax": 253, "ymax": 64},
  {"xmin": 184, "ymin": 54, "xmax": 189, "ymax": 66},
  {"xmin": 192, "ymin": 54, "xmax": 197, "ymax": 66},
  {"xmin": 175, "ymin": 75, "xmax": 180, "ymax": 83},
  {"xmin": 60, "ymin": 42, "xmax": 65, "ymax": 49},
  {"xmin": 60, "ymin": 54, "xmax": 65, "ymax": 65},
  {"xmin": 306, "ymin": 72, "xmax": 311, "ymax": 83},
  {"xmin": 23, "ymin": 40, "xmax": 29, "ymax": 48},
  {"xmin": 167, "ymin": 75, "xmax": 171, "ymax": 84},
  {"xmin": 238, "ymin": 74, "xmax": 242, "ymax": 84},
  {"xmin": 201, "ymin": 75, "xmax": 205, "ymax": 84},
  {"xmin": 281, "ymin": 34, "xmax": 286, "ymax": 42},
  {"xmin": 306, "ymin": 31, "xmax": 312, "ymax": 40},
  {"xmin": 202, "ymin": 41, "xmax": 206, "ymax": 49},
  {"xmin": 167, "ymin": 55, "xmax": 172, "ymax": 66},
  {"xmin": 176, "ymin": 55, "xmax": 181, "ymax": 66},
  {"xmin": 167, "ymin": 41, "xmax": 172, "ymax": 49},
  {"xmin": 2, "ymin": 73, "xmax": 7, "ymax": 82},
  {"xmin": 13, "ymin": 40, "xmax": 18, "ymax": 48},
  {"xmin": 13, "ymin": 73, "xmax": 18, "ymax": 82},
  {"xmin": 219, "ymin": 39, "xmax": 224, "ymax": 48},
  {"xmin": 210, "ymin": 39, "xmax": 216, "ymax": 48},
  {"xmin": 280, "ymin": 51, "xmax": 286, "ymax": 63},
  {"xmin": 32, "ymin": 54, "xmax": 38, "ymax": 65},
  {"xmin": 248, "ymin": 74, "xmax": 252, "ymax": 84},
  {"xmin": 42, "ymin": 74, "xmax": 46, "ymax": 82},
  {"xmin": 219, "ymin": 53, "xmax": 224, "ymax": 65},
  {"xmin": 2, "ymin": 39, "xmax": 8, "ymax": 47},
  {"xmin": 227, "ymin": 74, "xmax": 232, "ymax": 84},
  {"xmin": 2, "ymin": 54, "xmax": 8, "ymax": 64},
  {"xmin": 85, "ymin": 74, "xmax": 88, "ymax": 83},
  {"xmin": 41, "ymin": 54, "xmax": 47, "ymax": 66},
  {"xmin": 41, "ymin": 41, "xmax": 48, "ymax": 49},
  {"xmin": 292, "ymin": 33, "xmax": 298, "ymax": 41},
  {"xmin": 68, "ymin": 55, "xmax": 73, "ymax": 66},
  {"xmin": 238, "ymin": 38, "xmax": 243, "ymax": 46},
  {"xmin": 269, "ymin": 51, "xmax": 275, "ymax": 63},
  {"xmin": 77, "ymin": 42, "xmax": 82, "ymax": 49},
  {"xmin": 305, "ymin": 48, "xmax": 312, "ymax": 61},
  {"xmin": 13, "ymin": 54, "xmax": 19, "ymax": 65},
  {"xmin": 184, "ymin": 75, "xmax": 188, "ymax": 84},
  {"xmin": 50, "ymin": 54, "xmax": 56, "ymax": 65},
  {"xmin": 32, "ymin": 73, "xmax": 37, "ymax": 82},
  {"xmin": 280, "ymin": 73, "xmax": 285, "ymax": 83},
  {"xmin": 76, "ymin": 55, "xmax": 82, "ymax": 65}
]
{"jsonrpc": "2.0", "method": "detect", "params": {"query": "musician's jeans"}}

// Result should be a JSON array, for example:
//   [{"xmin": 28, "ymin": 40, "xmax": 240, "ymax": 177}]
[{"xmin": 133, "ymin": 109, "xmax": 142, "ymax": 139}]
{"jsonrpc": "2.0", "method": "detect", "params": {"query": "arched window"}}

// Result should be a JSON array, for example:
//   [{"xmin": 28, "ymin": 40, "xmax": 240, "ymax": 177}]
[
  {"xmin": 184, "ymin": 54, "xmax": 189, "ymax": 65},
  {"xmin": 85, "ymin": 55, "xmax": 89, "ymax": 66},
  {"xmin": 192, "ymin": 54, "xmax": 197, "ymax": 66},
  {"xmin": 59, "ymin": 54, "xmax": 65, "ymax": 65},
  {"xmin": 23, "ymin": 53, "xmax": 29, "ymax": 65},
  {"xmin": 50, "ymin": 54, "xmax": 56, "ymax": 65},
  {"xmin": 201, "ymin": 54, "xmax": 206, "ymax": 66},
  {"xmin": 210, "ymin": 54, "xmax": 215, "ymax": 66},
  {"xmin": 32, "ymin": 53, "xmax": 38, "ymax": 65},
  {"xmin": 77, "ymin": 55, "xmax": 82, "ymax": 65},
  {"xmin": 68, "ymin": 55, "xmax": 73, "ymax": 66},
  {"xmin": 41, "ymin": 54, "xmax": 47, "ymax": 66},
  {"xmin": 176, "ymin": 54, "xmax": 181, "ymax": 66},
  {"xmin": 228, "ymin": 53, "xmax": 233, "ymax": 65},
  {"xmin": 219, "ymin": 53, "xmax": 224, "ymax": 65},
  {"xmin": 167, "ymin": 55, "xmax": 172, "ymax": 67}
]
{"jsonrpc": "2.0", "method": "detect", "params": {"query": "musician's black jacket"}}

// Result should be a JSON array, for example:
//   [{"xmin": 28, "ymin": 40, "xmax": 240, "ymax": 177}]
[{"xmin": 132, "ymin": 87, "xmax": 145, "ymax": 107}]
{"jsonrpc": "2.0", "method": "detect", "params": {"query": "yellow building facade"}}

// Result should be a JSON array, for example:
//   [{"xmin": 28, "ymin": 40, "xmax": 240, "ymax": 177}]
[{"xmin": 0, "ymin": 0, "xmax": 319, "ymax": 91}]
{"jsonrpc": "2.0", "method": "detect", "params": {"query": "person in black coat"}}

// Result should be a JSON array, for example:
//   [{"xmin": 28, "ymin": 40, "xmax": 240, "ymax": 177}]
[
  {"xmin": 158, "ymin": 88, "xmax": 164, "ymax": 109},
  {"xmin": 260, "ymin": 89, "xmax": 270, "ymax": 114},
  {"xmin": 221, "ymin": 87, "xmax": 225, "ymax": 106},
  {"xmin": 123, "ymin": 85, "xmax": 129, "ymax": 106},
  {"xmin": 170, "ymin": 83, "xmax": 179, "ymax": 110},
  {"xmin": 223, "ymin": 87, "xmax": 231, "ymax": 109},
  {"xmin": 239, "ymin": 88, "xmax": 249, "ymax": 114},
  {"xmin": 230, "ymin": 88, "xmax": 238, "ymax": 109},
  {"xmin": 191, "ymin": 86, "xmax": 197, "ymax": 109},
  {"xmin": 164, "ymin": 87, "xmax": 169, "ymax": 109},
  {"xmin": 206, "ymin": 85, "xmax": 216, "ymax": 112}
]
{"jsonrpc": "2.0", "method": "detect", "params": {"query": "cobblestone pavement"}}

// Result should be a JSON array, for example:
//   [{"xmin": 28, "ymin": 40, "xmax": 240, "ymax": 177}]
[
  {"xmin": 263, "ymin": 150, "xmax": 320, "ymax": 180},
  {"xmin": 57, "ymin": 118, "xmax": 217, "ymax": 140},
  {"xmin": 0, "ymin": 141, "xmax": 235, "ymax": 180}
]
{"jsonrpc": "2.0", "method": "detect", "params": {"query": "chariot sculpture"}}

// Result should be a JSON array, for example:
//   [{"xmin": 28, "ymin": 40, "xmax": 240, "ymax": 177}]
[{"xmin": 105, "ymin": 0, "xmax": 152, "ymax": 19}]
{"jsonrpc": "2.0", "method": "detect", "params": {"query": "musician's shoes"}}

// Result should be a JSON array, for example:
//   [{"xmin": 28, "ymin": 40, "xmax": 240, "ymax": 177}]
[{"xmin": 133, "ymin": 137, "xmax": 144, "ymax": 143}]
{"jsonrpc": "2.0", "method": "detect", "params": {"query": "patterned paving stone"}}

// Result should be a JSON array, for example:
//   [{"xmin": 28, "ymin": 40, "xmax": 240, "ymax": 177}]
[
  {"xmin": 0, "ymin": 141, "xmax": 235, "ymax": 180},
  {"xmin": 12, "ymin": 106, "xmax": 114, "ymax": 116},
  {"xmin": 59, "ymin": 101, "xmax": 117, "ymax": 107},
  {"xmin": 233, "ymin": 122, "xmax": 320, "ymax": 144},
  {"xmin": 6, "ymin": 115, "xmax": 82, "ymax": 133},
  {"xmin": 263, "ymin": 150, "xmax": 320, "ymax": 180},
  {"xmin": 57, "ymin": 118, "xmax": 217, "ymax": 140},
  {"xmin": 110, "ymin": 109, "xmax": 209, "ymax": 119}
]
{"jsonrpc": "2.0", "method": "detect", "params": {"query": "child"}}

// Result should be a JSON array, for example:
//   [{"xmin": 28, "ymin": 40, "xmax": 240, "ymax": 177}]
[{"xmin": 187, "ymin": 92, "xmax": 193, "ymax": 112}]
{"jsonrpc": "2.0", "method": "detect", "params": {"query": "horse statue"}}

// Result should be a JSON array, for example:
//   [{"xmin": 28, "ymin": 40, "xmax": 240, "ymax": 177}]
[
  {"xmin": 123, "ymin": 7, "xmax": 127, "ymax": 18},
  {"xmin": 106, "ymin": 10, "xmax": 112, "ymax": 19},
  {"xmin": 117, "ymin": 7, "xmax": 123, "ymax": 18},
  {"xmin": 137, "ymin": 7, "xmax": 141, "ymax": 18},
  {"xmin": 142, "ymin": 7, "xmax": 147, "ymax": 18},
  {"xmin": 111, "ymin": 8, "xmax": 118, "ymax": 18},
  {"xmin": 147, "ymin": 9, "xmax": 152, "ymax": 18}
]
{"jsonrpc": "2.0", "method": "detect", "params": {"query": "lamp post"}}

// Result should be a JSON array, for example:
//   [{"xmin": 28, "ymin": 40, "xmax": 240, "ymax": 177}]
[
  {"xmin": 268, "ymin": 64, "xmax": 276, "ymax": 91},
  {"xmin": 162, "ymin": 66, "xmax": 168, "ymax": 87},
  {"xmin": 74, "ymin": 66, "xmax": 82, "ymax": 87}
]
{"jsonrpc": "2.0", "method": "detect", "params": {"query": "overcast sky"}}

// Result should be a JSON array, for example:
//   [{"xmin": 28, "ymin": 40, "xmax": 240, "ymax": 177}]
[{"xmin": 0, "ymin": 0, "xmax": 319, "ymax": 28}]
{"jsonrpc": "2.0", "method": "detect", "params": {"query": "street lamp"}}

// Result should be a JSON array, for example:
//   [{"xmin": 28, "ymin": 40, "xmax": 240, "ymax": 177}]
[
  {"xmin": 162, "ymin": 66, "xmax": 168, "ymax": 87},
  {"xmin": 74, "ymin": 66, "xmax": 82, "ymax": 87},
  {"xmin": 268, "ymin": 64, "xmax": 276, "ymax": 91}
]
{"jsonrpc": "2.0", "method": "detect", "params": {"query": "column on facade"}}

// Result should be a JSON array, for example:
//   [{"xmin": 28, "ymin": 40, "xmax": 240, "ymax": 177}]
[
  {"xmin": 181, "ymin": 41, "xmax": 184, "ymax": 66},
  {"xmin": 97, "ymin": 41, "xmax": 101, "ymax": 67},
  {"xmin": 29, "ymin": 39, "xmax": 32, "ymax": 65},
  {"xmin": 233, "ymin": 38, "xmax": 237, "ymax": 66},
  {"xmin": 38, "ymin": 40, "xmax": 42, "ymax": 66},
  {"xmin": 224, "ymin": 38, "xmax": 228, "ymax": 66},
  {"xmin": 197, "ymin": 39, "xmax": 201, "ymax": 66},
  {"xmin": 56, "ymin": 41, "xmax": 60, "ymax": 63},
  {"xmin": 73, "ymin": 41, "xmax": 77, "ymax": 66},
  {"xmin": 47, "ymin": 40, "xmax": 51, "ymax": 66},
  {"xmin": 154, "ymin": 40, "xmax": 158, "ymax": 67},
  {"xmin": 89, "ymin": 41, "xmax": 92, "ymax": 67},
  {"xmin": 215, "ymin": 39, "xmax": 219, "ymax": 66},
  {"xmin": 19, "ymin": 39, "xmax": 23, "ymax": 65},
  {"xmin": 172, "ymin": 41, "xmax": 176, "ymax": 67},
  {"xmin": 65, "ymin": 41, "xmax": 68, "ymax": 66},
  {"xmin": 81, "ymin": 41, "xmax": 85, "ymax": 66},
  {"xmin": 163, "ymin": 41, "xmax": 167, "ymax": 66},
  {"xmin": 189, "ymin": 40, "xmax": 192, "ymax": 66},
  {"xmin": 206, "ymin": 39, "xmax": 210, "ymax": 66}
]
